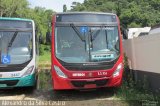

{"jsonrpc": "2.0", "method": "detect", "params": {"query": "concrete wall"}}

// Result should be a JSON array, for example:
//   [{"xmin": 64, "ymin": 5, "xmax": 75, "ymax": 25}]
[
  {"xmin": 123, "ymin": 33, "xmax": 160, "ymax": 73},
  {"xmin": 123, "ymin": 33, "xmax": 160, "ymax": 91}
]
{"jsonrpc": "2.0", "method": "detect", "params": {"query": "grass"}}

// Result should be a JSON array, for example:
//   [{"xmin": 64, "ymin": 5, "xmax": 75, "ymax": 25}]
[
  {"xmin": 115, "ymin": 81, "xmax": 158, "ymax": 105},
  {"xmin": 37, "ymin": 50, "xmax": 160, "ymax": 105},
  {"xmin": 114, "ymin": 55, "xmax": 160, "ymax": 106},
  {"xmin": 38, "ymin": 70, "xmax": 52, "ymax": 90},
  {"xmin": 39, "ymin": 51, "xmax": 51, "ymax": 63},
  {"xmin": 38, "ymin": 44, "xmax": 51, "ymax": 69},
  {"xmin": 39, "ymin": 51, "xmax": 51, "ymax": 69},
  {"xmin": 115, "ymin": 76, "xmax": 160, "ymax": 106}
]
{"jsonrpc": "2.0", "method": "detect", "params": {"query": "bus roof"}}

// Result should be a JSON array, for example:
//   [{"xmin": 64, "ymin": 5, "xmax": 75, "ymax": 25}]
[
  {"xmin": 55, "ymin": 12, "xmax": 117, "ymax": 23},
  {"xmin": 56, "ymin": 12, "xmax": 116, "ymax": 16},
  {"xmin": 0, "ymin": 17, "xmax": 33, "ymax": 22}
]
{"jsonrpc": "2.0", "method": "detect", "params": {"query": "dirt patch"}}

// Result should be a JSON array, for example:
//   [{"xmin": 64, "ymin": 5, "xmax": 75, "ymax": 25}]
[{"xmin": 0, "ymin": 70, "xmax": 128, "ymax": 106}]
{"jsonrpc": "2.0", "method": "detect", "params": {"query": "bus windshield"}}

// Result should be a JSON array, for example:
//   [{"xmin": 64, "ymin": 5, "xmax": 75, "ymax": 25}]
[
  {"xmin": 0, "ymin": 31, "xmax": 33, "ymax": 65},
  {"xmin": 55, "ymin": 25, "xmax": 120, "ymax": 63}
]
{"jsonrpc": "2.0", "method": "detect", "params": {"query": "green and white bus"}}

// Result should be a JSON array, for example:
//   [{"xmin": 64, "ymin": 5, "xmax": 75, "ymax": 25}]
[{"xmin": 0, "ymin": 18, "xmax": 38, "ymax": 88}]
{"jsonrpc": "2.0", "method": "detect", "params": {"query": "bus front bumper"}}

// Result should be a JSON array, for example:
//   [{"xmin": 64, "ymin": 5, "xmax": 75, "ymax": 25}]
[
  {"xmin": 0, "ymin": 74, "xmax": 36, "ymax": 88},
  {"xmin": 52, "ymin": 72, "xmax": 123, "ymax": 90}
]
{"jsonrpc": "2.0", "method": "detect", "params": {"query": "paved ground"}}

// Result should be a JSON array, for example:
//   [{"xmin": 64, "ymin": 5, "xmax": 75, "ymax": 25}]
[
  {"xmin": 0, "ymin": 88, "xmax": 116, "ymax": 100},
  {"xmin": 0, "ymin": 70, "xmax": 128, "ymax": 106},
  {"xmin": 0, "ymin": 87, "xmax": 128, "ymax": 106}
]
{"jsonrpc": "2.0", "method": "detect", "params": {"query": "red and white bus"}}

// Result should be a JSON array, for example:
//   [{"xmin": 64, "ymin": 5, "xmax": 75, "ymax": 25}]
[{"xmin": 51, "ymin": 12, "xmax": 124, "ymax": 90}]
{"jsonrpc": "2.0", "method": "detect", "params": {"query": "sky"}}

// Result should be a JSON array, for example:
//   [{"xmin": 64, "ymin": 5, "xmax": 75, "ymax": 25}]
[{"xmin": 27, "ymin": 0, "xmax": 84, "ymax": 12}]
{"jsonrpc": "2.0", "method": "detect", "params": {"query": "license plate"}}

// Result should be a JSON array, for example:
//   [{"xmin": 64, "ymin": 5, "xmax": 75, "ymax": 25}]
[{"xmin": 0, "ymin": 74, "xmax": 2, "ymax": 78}]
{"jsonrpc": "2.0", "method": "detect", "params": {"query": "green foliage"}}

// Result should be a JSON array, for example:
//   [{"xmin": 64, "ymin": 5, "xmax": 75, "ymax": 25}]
[
  {"xmin": 115, "ymin": 54, "xmax": 160, "ymax": 105},
  {"xmin": 0, "ymin": 0, "xmax": 28, "ymax": 17},
  {"xmin": 0, "ymin": 0, "xmax": 54, "ymax": 55},
  {"xmin": 0, "ymin": 0, "xmax": 54, "ymax": 40},
  {"xmin": 39, "ymin": 46, "xmax": 51, "ymax": 70},
  {"xmin": 63, "ymin": 4, "xmax": 67, "ymax": 12},
  {"xmin": 39, "ymin": 44, "xmax": 51, "ymax": 56},
  {"xmin": 71, "ymin": 0, "xmax": 160, "ymax": 28},
  {"xmin": 44, "ymin": 45, "xmax": 51, "ymax": 52},
  {"xmin": 38, "ymin": 70, "xmax": 52, "ymax": 90},
  {"xmin": 116, "ymin": 73, "xmax": 160, "ymax": 105},
  {"xmin": 39, "ymin": 50, "xmax": 51, "ymax": 65},
  {"xmin": 39, "ymin": 44, "xmax": 44, "ymax": 55},
  {"xmin": 31, "ymin": 7, "xmax": 54, "ymax": 38}
]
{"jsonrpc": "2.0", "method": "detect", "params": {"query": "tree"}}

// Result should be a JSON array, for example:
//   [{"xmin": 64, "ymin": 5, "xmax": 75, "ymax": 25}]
[
  {"xmin": 63, "ymin": 4, "xmax": 67, "ymax": 12},
  {"xmin": 0, "ymin": 0, "xmax": 54, "ymax": 45},
  {"xmin": 70, "ymin": 0, "xmax": 160, "ymax": 28},
  {"xmin": 0, "ymin": 0, "xmax": 28, "ymax": 17}
]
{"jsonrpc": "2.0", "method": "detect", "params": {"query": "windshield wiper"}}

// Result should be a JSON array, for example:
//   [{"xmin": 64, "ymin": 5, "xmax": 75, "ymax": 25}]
[
  {"xmin": 90, "ymin": 26, "xmax": 109, "ymax": 48},
  {"xmin": 89, "ymin": 27, "xmax": 103, "ymax": 52},
  {"xmin": 70, "ymin": 23, "xmax": 85, "ymax": 41},
  {"xmin": 7, "ymin": 31, "xmax": 18, "ymax": 53},
  {"xmin": 91, "ymin": 28, "xmax": 101, "ymax": 41},
  {"xmin": 104, "ymin": 28, "xmax": 109, "ymax": 49}
]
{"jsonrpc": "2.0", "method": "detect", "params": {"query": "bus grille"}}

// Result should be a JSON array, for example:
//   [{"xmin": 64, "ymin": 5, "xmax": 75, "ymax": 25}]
[
  {"xmin": 57, "ymin": 58, "xmax": 116, "ymax": 71},
  {"xmin": 71, "ymin": 79, "xmax": 108, "ymax": 88},
  {"xmin": 0, "ymin": 80, "xmax": 19, "ymax": 86},
  {"xmin": 63, "ymin": 65, "xmax": 113, "ymax": 71}
]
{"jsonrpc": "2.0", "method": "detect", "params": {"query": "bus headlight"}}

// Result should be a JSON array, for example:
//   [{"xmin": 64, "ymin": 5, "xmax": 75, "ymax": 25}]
[
  {"xmin": 54, "ymin": 65, "xmax": 67, "ymax": 78},
  {"xmin": 22, "ymin": 66, "xmax": 34, "ymax": 77},
  {"xmin": 113, "ymin": 63, "xmax": 122, "ymax": 77}
]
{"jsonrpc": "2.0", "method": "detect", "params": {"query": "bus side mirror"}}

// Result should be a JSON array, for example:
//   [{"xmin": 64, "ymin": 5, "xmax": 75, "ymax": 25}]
[{"xmin": 122, "ymin": 29, "xmax": 128, "ymax": 40}]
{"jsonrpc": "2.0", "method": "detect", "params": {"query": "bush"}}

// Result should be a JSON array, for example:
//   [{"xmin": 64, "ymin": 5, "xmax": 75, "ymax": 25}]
[
  {"xmin": 39, "ymin": 44, "xmax": 44, "ymax": 55},
  {"xmin": 44, "ymin": 45, "xmax": 51, "ymax": 52},
  {"xmin": 115, "ymin": 54, "xmax": 160, "ymax": 105}
]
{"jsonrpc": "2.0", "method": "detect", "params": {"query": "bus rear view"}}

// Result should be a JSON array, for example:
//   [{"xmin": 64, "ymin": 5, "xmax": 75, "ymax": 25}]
[
  {"xmin": 0, "ymin": 18, "xmax": 37, "ymax": 88},
  {"xmin": 51, "ymin": 12, "xmax": 124, "ymax": 90}
]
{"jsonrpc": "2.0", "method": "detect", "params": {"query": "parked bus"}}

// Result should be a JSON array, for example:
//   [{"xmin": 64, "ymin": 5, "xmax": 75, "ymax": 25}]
[
  {"xmin": 0, "ymin": 18, "xmax": 38, "ymax": 88},
  {"xmin": 51, "ymin": 12, "xmax": 124, "ymax": 90}
]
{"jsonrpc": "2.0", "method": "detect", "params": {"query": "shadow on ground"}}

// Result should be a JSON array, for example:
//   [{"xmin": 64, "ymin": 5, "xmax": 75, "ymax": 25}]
[{"xmin": 0, "ymin": 70, "xmax": 116, "ymax": 101}]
